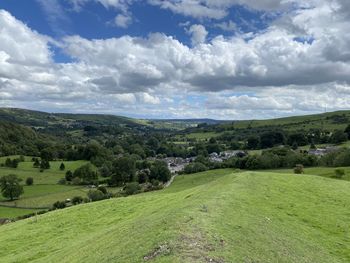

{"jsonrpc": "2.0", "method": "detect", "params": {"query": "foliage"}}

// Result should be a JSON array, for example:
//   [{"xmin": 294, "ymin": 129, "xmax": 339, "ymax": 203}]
[
  {"xmin": 59, "ymin": 163, "xmax": 65, "ymax": 171},
  {"xmin": 72, "ymin": 196, "xmax": 84, "ymax": 205},
  {"xmin": 52, "ymin": 201, "xmax": 66, "ymax": 209},
  {"xmin": 0, "ymin": 174, "xmax": 24, "ymax": 201},
  {"xmin": 73, "ymin": 164, "xmax": 98, "ymax": 184},
  {"xmin": 294, "ymin": 164, "xmax": 304, "ymax": 174},
  {"xmin": 25, "ymin": 177, "xmax": 34, "ymax": 186},
  {"xmin": 124, "ymin": 182, "xmax": 141, "ymax": 195},
  {"xmin": 87, "ymin": 190, "xmax": 105, "ymax": 201},
  {"xmin": 150, "ymin": 161, "xmax": 171, "ymax": 183},
  {"xmin": 334, "ymin": 168, "xmax": 345, "ymax": 179}
]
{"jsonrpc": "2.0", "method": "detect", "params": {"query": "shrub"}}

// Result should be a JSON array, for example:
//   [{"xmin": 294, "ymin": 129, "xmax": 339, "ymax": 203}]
[
  {"xmin": 58, "ymin": 178, "xmax": 67, "ymax": 185},
  {"xmin": 87, "ymin": 190, "xmax": 105, "ymax": 201},
  {"xmin": 294, "ymin": 164, "xmax": 304, "ymax": 174},
  {"xmin": 124, "ymin": 182, "xmax": 141, "ymax": 195},
  {"xmin": 97, "ymin": 186, "xmax": 107, "ymax": 194},
  {"xmin": 65, "ymin": 170, "xmax": 73, "ymax": 181},
  {"xmin": 334, "ymin": 168, "xmax": 345, "ymax": 179},
  {"xmin": 72, "ymin": 196, "xmax": 84, "ymax": 205},
  {"xmin": 53, "ymin": 201, "xmax": 66, "ymax": 209},
  {"xmin": 25, "ymin": 177, "xmax": 34, "ymax": 186},
  {"xmin": 72, "ymin": 177, "xmax": 82, "ymax": 185},
  {"xmin": 59, "ymin": 163, "xmax": 65, "ymax": 171},
  {"xmin": 184, "ymin": 162, "xmax": 208, "ymax": 174}
]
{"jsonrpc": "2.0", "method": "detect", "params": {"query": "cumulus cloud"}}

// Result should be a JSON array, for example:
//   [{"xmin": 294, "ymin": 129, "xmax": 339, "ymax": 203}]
[
  {"xmin": 186, "ymin": 24, "xmax": 208, "ymax": 46},
  {"xmin": 114, "ymin": 13, "xmax": 132, "ymax": 28},
  {"xmin": 1, "ymin": 1, "xmax": 350, "ymax": 119}
]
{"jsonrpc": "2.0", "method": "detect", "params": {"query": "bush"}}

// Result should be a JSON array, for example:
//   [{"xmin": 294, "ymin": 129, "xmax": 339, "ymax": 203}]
[
  {"xmin": 65, "ymin": 170, "xmax": 73, "ymax": 181},
  {"xmin": 97, "ymin": 186, "xmax": 107, "ymax": 194},
  {"xmin": 124, "ymin": 182, "xmax": 141, "ymax": 195},
  {"xmin": 72, "ymin": 177, "xmax": 82, "ymax": 185},
  {"xmin": 87, "ymin": 190, "xmax": 105, "ymax": 201},
  {"xmin": 58, "ymin": 178, "xmax": 67, "ymax": 185},
  {"xmin": 294, "ymin": 164, "xmax": 304, "ymax": 174},
  {"xmin": 72, "ymin": 196, "xmax": 84, "ymax": 205},
  {"xmin": 53, "ymin": 201, "xmax": 66, "ymax": 209},
  {"xmin": 59, "ymin": 163, "xmax": 65, "ymax": 171},
  {"xmin": 25, "ymin": 177, "xmax": 34, "ymax": 186},
  {"xmin": 334, "ymin": 168, "xmax": 345, "ymax": 179},
  {"xmin": 184, "ymin": 162, "xmax": 208, "ymax": 174}
]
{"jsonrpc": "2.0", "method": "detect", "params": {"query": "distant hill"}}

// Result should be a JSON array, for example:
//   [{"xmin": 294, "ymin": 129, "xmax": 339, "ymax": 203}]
[
  {"xmin": 0, "ymin": 108, "xmax": 141, "ymax": 129},
  {"xmin": 0, "ymin": 169, "xmax": 349, "ymax": 262}
]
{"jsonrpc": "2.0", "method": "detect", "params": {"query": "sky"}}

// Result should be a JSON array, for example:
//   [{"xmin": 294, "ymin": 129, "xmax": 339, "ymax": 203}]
[{"xmin": 0, "ymin": 0, "xmax": 350, "ymax": 120}]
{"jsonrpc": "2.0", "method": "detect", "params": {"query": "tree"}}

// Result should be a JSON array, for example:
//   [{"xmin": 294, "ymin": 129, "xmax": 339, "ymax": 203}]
[
  {"xmin": 65, "ymin": 170, "xmax": 73, "ymax": 181},
  {"xmin": 331, "ymin": 130, "xmax": 348, "ymax": 144},
  {"xmin": 345, "ymin": 124, "xmax": 350, "ymax": 139},
  {"xmin": 110, "ymin": 156, "xmax": 136, "ymax": 186},
  {"xmin": 87, "ymin": 190, "xmax": 105, "ymax": 201},
  {"xmin": 40, "ymin": 159, "xmax": 50, "ymax": 169},
  {"xmin": 59, "ymin": 163, "xmax": 65, "ymax": 171},
  {"xmin": 72, "ymin": 196, "xmax": 84, "ymax": 205},
  {"xmin": 73, "ymin": 164, "xmax": 98, "ymax": 184},
  {"xmin": 334, "ymin": 168, "xmax": 345, "ymax": 179},
  {"xmin": 0, "ymin": 174, "xmax": 24, "ymax": 201},
  {"xmin": 247, "ymin": 136, "xmax": 260, "ymax": 150},
  {"xmin": 150, "ymin": 160, "xmax": 171, "ymax": 183},
  {"xmin": 294, "ymin": 164, "xmax": 304, "ymax": 174},
  {"xmin": 33, "ymin": 158, "xmax": 40, "ymax": 168},
  {"xmin": 26, "ymin": 177, "xmax": 34, "ymax": 186},
  {"xmin": 53, "ymin": 201, "xmax": 66, "ymax": 209},
  {"xmin": 124, "ymin": 182, "xmax": 141, "ymax": 195}
]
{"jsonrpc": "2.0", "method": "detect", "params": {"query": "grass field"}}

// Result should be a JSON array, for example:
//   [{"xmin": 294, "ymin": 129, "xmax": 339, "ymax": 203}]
[
  {"xmin": 0, "ymin": 160, "xmax": 88, "ymax": 185},
  {"xmin": 264, "ymin": 166, "xmax": 350, "ymax": 181},
  {"xmin": 0, "ymin": 159, "xmax": 99, "ymax": 218},
  {"xmin": 0, "ymin": 169, "xmax": 349, "ymax": 262},
  {"xmin": 0, "ymin": 206, "xmax": 42, "ymax": 219}
]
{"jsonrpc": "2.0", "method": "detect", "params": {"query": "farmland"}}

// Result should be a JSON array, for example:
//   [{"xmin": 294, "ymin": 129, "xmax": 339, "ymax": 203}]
[{"xmin": 0, "ymin": 169, "xmax": 349, "ymax": 262}]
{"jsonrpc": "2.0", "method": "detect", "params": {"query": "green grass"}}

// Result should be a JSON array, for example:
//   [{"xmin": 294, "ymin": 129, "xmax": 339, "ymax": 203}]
[
  {"xmin": 185, "ymin": 131, "xmax": 220, "ymax": 140},
  {"xmin": 0, "ymin": 169, "xmax": 349, "ymax": 262},
  {"xmin": 0, "ymin": 160, "xmax": 89, "ymax": 185},
  {"xmin": 264, "ymin": 166, "xmax": 350, "ymax": 181},
  {"xmin": 0, "ymin": 185, "xmax": 85, "ymax": 208},
  {"xmin": 0, "ymin": 206, "xmax": 42, "ymax": 219}
]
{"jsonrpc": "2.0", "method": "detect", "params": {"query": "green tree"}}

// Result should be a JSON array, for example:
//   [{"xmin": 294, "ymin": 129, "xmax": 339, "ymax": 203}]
[
  {"xmin": 150, "ymin": 160, "xmax": 171, "ymax": 183},
  {"xmin": 72, "ymin": 196, "xmax": 83, "ymax": 205},
  {"xmin": 87, "ymin": 190, "xmax": 105, "ymax": 201},
  {"xmin": 124, "ymin": 182, "xmax": 141, "ymax": 195},
  {"xmin": 59, "ymin": 163, "xmax": 65, "ymax": 171},
  {"xmin": 334, "ymin": 168, "xmax": 345, "ymax": 179},
  {"xmin": 110, "ymin": 156, "xmax": 136, "ymax": 186},
  {"xmin": 0, "ymin": 174, "xmax": 24, "ymax": 201},
  {"xmin": 40, "ymin": 159, "xmax": 50, "ymax": 169},
  {"xmin": 65, "ymin": 170, "xmax": 73, "ymax": 181},
  {"xmin": 73, "ymin": 164, "xmax": 98, "ymax": 184},
  {"xmin": 26, "ymin": 177, "xmax": 34, "ymax": 186}
]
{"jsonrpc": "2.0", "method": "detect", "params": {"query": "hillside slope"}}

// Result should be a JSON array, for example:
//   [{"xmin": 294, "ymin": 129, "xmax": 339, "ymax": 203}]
[{"xmin": 0, "ymin": 170, "xmax": 349, "ymax": 262}]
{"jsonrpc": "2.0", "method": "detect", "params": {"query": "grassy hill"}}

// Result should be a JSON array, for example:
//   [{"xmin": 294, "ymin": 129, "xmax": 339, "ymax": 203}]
[{"xmin": 0, "ymin": 169, "xmax": 349, "ymax": 262}]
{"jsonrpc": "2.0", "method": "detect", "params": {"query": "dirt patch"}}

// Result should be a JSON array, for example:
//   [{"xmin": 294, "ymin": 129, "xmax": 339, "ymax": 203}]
[
  {"xmin": 143, "ymin": 243, "xmax": 171, "ymax": 261},
  {"xmin": 176, "ymin": 232, "xmax": 225, "ymax": 263}
]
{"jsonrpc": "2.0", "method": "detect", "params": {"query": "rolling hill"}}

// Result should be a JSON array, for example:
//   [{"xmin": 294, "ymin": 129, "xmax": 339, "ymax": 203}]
[{"xmin": 0, "ymin": 169, "xmax": 349, "ymax": 262}]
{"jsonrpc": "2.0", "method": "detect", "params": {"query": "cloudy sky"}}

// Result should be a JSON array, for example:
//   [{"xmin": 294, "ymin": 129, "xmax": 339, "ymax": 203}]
[{"xmin": 0, "ymin": 0, "xmax": 350, "ymax": 119}]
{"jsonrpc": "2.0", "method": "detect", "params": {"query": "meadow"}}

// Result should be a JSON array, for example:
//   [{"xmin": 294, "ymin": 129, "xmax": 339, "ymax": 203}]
[
  {"xmin": 0, "ymin": 169, "xmax": 348, "ymax": 262},
  {"xmin": 0, "ymin": 158, "xmax": 100, "ymax": 218}
]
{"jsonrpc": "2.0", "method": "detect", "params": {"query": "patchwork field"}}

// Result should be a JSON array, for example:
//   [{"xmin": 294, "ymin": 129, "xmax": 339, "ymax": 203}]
[
  {"xmin": 0, "ymin": 169, "xmax": 349, "ymax": 262},
  {"xmin": 0, "ymin": 158, "xmax": 102, "ymax": 218}
]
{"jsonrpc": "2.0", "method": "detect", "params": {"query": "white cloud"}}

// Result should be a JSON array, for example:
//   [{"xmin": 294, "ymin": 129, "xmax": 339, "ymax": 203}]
[
  {"xmin": 1, "ymin": 1, "xmax": 350, "ymax": 119},
  {"xmin": 186, "ymin": 24, "xmax": 208, "ymax": 46},
  {"xmin": 114, "ymin": 13, "xmax": 132, "ymax": 28},
  {"xmin": 213, "ymin": 20, "xmax": 237, "ymax": 32}
]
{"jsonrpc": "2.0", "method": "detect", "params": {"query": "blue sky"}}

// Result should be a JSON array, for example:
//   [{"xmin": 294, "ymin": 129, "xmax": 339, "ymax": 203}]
[{"xmin": 0, "ymin": 0, "xmax": 350, "ymax": 119}]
